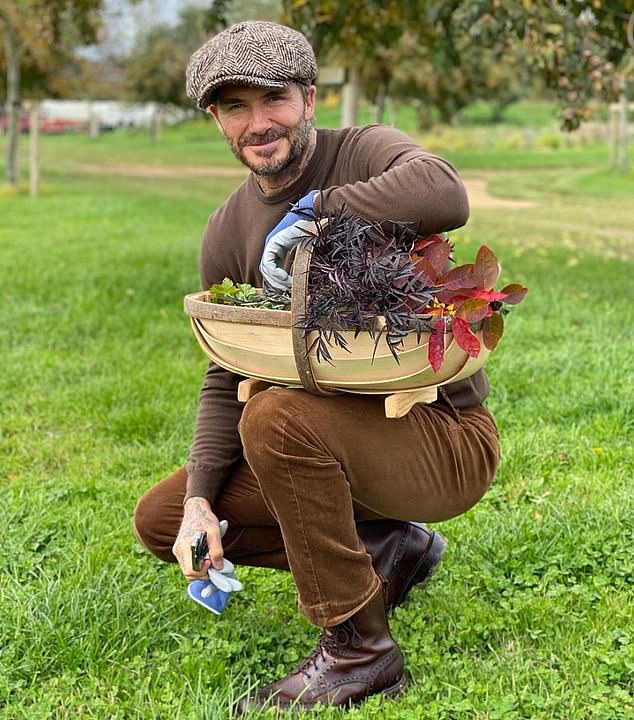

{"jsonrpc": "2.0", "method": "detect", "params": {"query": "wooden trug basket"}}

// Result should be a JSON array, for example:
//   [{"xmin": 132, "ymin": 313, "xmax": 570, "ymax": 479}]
[{"xmin": 183, "ymin": 244, "xmax": 490, "ymax": 418}]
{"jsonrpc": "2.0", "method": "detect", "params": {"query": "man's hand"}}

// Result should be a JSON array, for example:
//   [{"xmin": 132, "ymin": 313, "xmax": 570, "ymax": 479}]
[
  {"xmin": 173, "ymin": 496, "xmax": 224, "ymax": 581},
  {"xmin": 259, "ymin": 190, "xmax": 318, "ymax": 291}
]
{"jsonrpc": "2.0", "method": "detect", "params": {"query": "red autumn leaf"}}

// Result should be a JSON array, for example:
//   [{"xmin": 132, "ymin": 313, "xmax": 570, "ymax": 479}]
[
  {"xmin": 412, "ymin": 233, "xmax": 444, "ymax": 253},
  {"xmin": 438, "ymin": 263, "xmax": 477, "ymax": 289},
  {"xmin": 438, "ymin": 291, "xmax": 475, "ymax": 305},
  {"xmin": 468, "ymin": 288, "xmax": 508, "ymax": 301},
  {"xmin": 413, "ymin": 256, "xmax": 438, "ymax": 285},
  {"xmin": 499, "ymin": 283, "xmax": 528, "ymax": 305},
  {"xmin": 482, "ymin": 312, "xmax": 504, "ymax": 350},
  {"xmin": 415, "ymin": 237, "xmax": 452, "ymax": 274},
  {"xmin": 450, "ymin": 294, "xmax": 474, "ymax": 304},
  {"xmin": 456, "ymin": 297, "xmax": 491, "ymax": 323},
  {"xmin": 451, "ymin": 316, "xmax": 481, "ymax": 358},
  {"xmin": 474, "ymin": 245, "xmax": 501, "ymax": 289},
  {"xmin": 428, "ymin": 317, "xmax": 446, "ymax": 372},
  {"xmin": 443, "ymin": 287, "xmax": 506, "ymax": 302},
  {"xmin": 435, "ymin": 290, "xmax": 454, "ymax": 304}
]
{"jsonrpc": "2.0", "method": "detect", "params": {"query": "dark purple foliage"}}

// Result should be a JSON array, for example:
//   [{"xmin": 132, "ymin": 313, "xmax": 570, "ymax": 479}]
[{"xmin": 295, "ymin": 206, "xmax": 438, "ymax": 363}]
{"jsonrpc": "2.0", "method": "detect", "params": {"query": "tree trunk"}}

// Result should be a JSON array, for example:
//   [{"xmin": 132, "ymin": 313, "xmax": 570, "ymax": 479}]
[
  {"xmin": 415, "ymin": 105, "xmax": 435, "ymax": 131},
  {"xmin": 3, "ymin": 22, "xmax": 21, "ymax": 186},
  {"xmin": 341, "ymin": 66, "xmax": 361, "ymax": 128},
  {"xmin": 29, "ymin": 102, "xmax": 40, "ymax": 197},
  {"xmin": 438, "ymin": 99, "xmax": 458, "ymax": 126},
  {"xmin": 148, "ymin": 103, "xmax": 163, "ymax": 142},
  {"xmin": 371, "ymin": 81, "xmax": 387, "ymax": 124}
]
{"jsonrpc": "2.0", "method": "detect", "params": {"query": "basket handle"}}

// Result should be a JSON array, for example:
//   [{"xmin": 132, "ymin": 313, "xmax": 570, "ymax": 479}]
[{"xmin": 291, "ymin": 240, "xmax": 338, "ymax": 397}]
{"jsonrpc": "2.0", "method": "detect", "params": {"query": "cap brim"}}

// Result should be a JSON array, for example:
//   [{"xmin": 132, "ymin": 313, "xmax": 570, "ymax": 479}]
[{"xmin": 199, "ymin": 76, "xmax": 290, "ymax": 108}]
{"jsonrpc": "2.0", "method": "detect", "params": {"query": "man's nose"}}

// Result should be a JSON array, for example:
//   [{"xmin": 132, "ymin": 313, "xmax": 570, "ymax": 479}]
[{"xmin": 248, "ymin": 104, "xmax": 272, "ymax": 134}]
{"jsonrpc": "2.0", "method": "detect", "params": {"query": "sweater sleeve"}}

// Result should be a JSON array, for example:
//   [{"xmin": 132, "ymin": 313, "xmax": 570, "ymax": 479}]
[
  {"xmin": 184, "ymin": 206, "xmax": 251, "ymax": 506},
  {"xmin": 317, "ymin": 126, "xmax": 469, "ymax": 234},
  {"xmin": 185, "ymin": 361, "xmax": 245, "ymax": 505}
]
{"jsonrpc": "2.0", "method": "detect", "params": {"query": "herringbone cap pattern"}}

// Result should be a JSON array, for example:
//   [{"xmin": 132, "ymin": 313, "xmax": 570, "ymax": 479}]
[{"xmin": 186, "ymin": 21, "xmax": 318, "ymax": 109}]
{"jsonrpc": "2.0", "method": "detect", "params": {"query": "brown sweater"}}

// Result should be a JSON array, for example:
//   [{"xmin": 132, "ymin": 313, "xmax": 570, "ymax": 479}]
[{"xmin": 186, "ymin": 124, "xmax": 489, "ymax": 504}]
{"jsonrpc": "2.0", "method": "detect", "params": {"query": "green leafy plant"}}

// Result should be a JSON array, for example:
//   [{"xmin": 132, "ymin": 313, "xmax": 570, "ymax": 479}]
[{"xmin": 208, "ymin": 278, "xmax": 290, "ymax": 310}]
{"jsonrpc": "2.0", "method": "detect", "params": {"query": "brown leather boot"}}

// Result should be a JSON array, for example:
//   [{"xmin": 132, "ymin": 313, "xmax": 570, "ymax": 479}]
[
  {"xmin": 236, "ymin": 589, "xmax": 406, "ymax": 713},
  {"xmin": 357, "ymin": 520, "xmax": 448, "ymax": 611},
  {"xmin": 222, "ymin": 519, "xmax": 446, "ymax": 611}
]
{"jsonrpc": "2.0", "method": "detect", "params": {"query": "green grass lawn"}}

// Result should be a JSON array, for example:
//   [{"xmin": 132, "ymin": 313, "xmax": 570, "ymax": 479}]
[{"xmin": 0, "ymin": 107, "xmax": 633, "ymax": 719}]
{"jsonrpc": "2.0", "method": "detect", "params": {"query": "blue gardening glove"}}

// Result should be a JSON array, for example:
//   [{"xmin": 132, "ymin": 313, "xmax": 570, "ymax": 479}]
[
  {"xmin": 187, "ymin": 520, "xmax": 243, "ymax": 615},
  {"xmin": 259, "ymin": 190, "xmax": 319, "ymax": 291},
  {"xmin": 205, "ymin": 557, "xmax": 243, "ymax": 594}
]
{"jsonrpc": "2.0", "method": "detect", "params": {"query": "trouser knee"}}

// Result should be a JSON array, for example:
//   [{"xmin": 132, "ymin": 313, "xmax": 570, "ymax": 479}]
[
  {"xmin": 238, "ymin": 389, "xmax": 299, "ymax": 473},
  {"xmin": 132, "ymin": 493, "xmax": 166, "ymax": 561},
  {"xmin": 132, "ymin": 475, "xmax": 184, "ymax": 564}
]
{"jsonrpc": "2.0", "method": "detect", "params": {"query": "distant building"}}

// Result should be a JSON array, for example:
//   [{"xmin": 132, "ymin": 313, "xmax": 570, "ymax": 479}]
[{"xmin": 1, "ymin": 100, "xmax": 190, "ymax": 134}]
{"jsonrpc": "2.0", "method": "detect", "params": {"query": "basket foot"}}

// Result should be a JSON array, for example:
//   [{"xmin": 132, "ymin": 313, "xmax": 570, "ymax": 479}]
[
  {"xmin": 384, "ymin": 387, "xmax": 438, "ymax": 418},
  {"xmin": 237, "ymin": 378, "xmax": 276, "ymax": 402}
]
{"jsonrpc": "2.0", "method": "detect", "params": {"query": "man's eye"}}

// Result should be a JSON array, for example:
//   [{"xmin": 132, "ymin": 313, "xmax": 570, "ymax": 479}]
[{"xmin": 227, "ymin": 103, "xmax": 245, "ymax": 111}]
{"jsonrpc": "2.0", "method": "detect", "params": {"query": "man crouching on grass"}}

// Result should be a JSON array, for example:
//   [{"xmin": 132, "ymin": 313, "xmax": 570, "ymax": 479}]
[{"xmin": 133, "ymin": 20, "xmax": 499, "ymax": 713}]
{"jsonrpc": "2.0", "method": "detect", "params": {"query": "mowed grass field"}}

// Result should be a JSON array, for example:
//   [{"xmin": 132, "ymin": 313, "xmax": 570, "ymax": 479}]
[{"xmin": 1, "ymin": 103, "xmax": 633, "ymax": 719}]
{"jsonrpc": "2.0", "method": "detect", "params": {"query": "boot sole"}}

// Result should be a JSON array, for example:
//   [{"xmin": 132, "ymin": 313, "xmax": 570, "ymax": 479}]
[
  {"xmin": 382, "ymin": 674, "xmax": 409, "ymax": 698},
  {"xmin": 239, "ymin": 674, "xmax": 409, "ymax": 714},
  {"xmin": 414, "ymin": 530, "xmax": 448, "ymax": 589},
  {"xmin": 394, "ymin": 530, "xmax": 448, "ymax": 608},
  {"xmin": 334, "ymin": 674, "xmax": 409, "ymax": 708}
]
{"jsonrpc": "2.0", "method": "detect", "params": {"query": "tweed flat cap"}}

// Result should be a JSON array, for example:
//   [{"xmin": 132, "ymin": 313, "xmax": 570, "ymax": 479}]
[{"xmin": 186, "ymin": 21, "xmax": 318, "ymax": 109}]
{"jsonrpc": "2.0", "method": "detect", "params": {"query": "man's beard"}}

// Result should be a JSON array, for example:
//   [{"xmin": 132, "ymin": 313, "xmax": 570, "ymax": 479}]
[{"xmin": 225, "ymin": 117, "xmax": 313, "ymax": 176}]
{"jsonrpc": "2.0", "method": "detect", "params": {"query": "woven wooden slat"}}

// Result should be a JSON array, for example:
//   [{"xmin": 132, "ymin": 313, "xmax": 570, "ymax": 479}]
[{"xmin": 290, "ymin": 241, "xmax": 339, "ymax": 398}]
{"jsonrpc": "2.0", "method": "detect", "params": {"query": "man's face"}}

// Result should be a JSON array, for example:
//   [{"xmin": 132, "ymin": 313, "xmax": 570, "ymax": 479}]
[{"xmin": 209, "ymin": 83, "xmax": 316, "ymax": 176}]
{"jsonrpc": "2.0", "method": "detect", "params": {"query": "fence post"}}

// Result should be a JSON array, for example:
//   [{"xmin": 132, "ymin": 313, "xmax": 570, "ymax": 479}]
[
  {"xmin": 88, "ymin": 101, "xmax": 99, "ymax": 138},
  {"xmin": 608, "ymin": 102, "xmax": 619, "ymax": 167},
  {"xmin": 609, "ymin": 95, "xmax": 630, "ymax": 171},
  {"xmin": 616, "ymin": 93, "xmax": 629, "ymax": 172}
]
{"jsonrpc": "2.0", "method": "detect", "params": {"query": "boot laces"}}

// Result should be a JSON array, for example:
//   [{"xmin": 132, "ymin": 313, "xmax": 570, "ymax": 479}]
[{"xmin": 299, "ymin": 620, "xmax": 363, "ymax": 678}]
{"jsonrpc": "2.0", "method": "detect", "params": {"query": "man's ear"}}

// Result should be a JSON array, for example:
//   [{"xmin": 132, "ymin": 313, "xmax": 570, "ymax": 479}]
[
  {"xmin": 304, "ymin": 85, "xmax": 317, "ymax": 122},
  {"xmin": 207, "ymin": 105, "xmax": 223, "ymax": 132}
]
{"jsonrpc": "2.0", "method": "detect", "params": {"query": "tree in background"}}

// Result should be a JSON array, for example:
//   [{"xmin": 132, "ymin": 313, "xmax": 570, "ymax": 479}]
[
  {"xmin": 387, "ymin": 8, "xmax": 529, "ymax": 130},
  {"xmin": 280, "ymin": 1, "xmax": 536, "ymax": 127},
  {"xmin": 123, "ymin": 0, "xmax": 281, "ymax": 118},
  {"xmin": 282, "ymin": 0, "xmax": 632, "ymax": 133},
  {"xmin": 122, "ymin": 8, "xmax": 211, "ymax": 140},
  {"xmin": 124, "ymin": 26, "xmax": 193, "ymax": 108},
  {"xmin": 458, "ymin": 0, "xmax": 633, "ymax": 131},
  {"xmin": 390, "ymin": 38, "xmax": 527, "ymax": 130},
  {"xmin": 281, "ymin": 0, "xmax": 426, "ymax": 126},
  {"xmin": 124, "ymin": 3, "xmax": 233, "ymax": 108},
  {"xmin": 0, "ymin": 0, "xmax": 105, "ymax": 186},
  {"xmin": 64, "ymin": 54, "xmax": 127, "ymax": 104}
]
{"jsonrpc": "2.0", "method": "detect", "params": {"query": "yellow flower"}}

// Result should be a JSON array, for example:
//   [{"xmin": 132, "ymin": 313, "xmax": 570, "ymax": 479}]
[{"xmin": 427, "ymin": 298, "xmax": 456, "ymax": 316}]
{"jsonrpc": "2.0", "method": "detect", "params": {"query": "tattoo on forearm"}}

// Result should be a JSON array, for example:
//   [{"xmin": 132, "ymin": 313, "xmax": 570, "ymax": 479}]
[{"xmin": 178, "ymin": 499, "xmax": 214, "ymax": 539}]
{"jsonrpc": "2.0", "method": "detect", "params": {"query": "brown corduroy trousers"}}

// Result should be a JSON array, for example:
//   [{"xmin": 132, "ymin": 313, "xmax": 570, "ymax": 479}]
[{"xmin": 134, "ymin": 389, "xmax": 500, "ymax": 626}]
